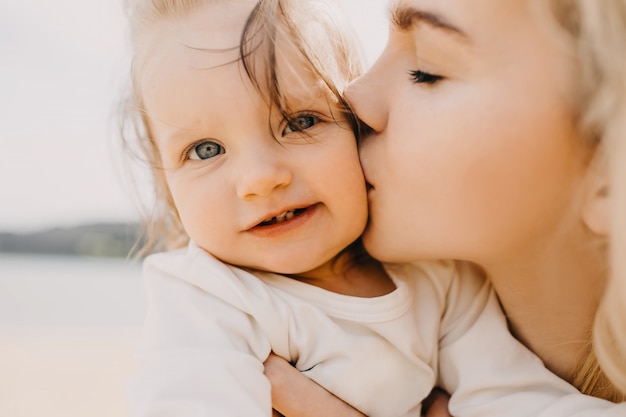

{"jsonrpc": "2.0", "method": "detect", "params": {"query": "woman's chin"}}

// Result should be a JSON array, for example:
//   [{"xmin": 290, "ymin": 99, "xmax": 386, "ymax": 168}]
[{"xmin": 361, "ymin": 229, "xmax": 397, "ymax": 262}]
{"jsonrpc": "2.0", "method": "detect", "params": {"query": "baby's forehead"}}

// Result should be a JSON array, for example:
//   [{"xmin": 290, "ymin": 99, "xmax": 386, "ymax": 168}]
[
  {"xmin": 270, "ymin": 54, "xmax": 331, "ymax": 98},
  {"xmin": 134, "ymin": 0, "xmax": 342, "ymax": 108}
]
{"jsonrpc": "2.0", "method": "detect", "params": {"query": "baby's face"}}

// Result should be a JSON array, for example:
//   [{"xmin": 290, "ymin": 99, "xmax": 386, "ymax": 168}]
[{"xmin": 139, "ymin": 2, "xmax": 368, "ymax": 276}]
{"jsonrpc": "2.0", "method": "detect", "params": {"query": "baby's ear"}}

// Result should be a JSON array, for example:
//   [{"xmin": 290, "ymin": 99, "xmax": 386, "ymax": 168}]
[{"xmin": 581, "ymin": 157, "xmax": 609, "ymax": 236}]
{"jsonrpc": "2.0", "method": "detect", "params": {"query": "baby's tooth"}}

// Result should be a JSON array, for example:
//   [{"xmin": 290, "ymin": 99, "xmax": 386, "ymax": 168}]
[{"xmin": 273, "ymin": 210, "xmax": 295, "ymax": 223}]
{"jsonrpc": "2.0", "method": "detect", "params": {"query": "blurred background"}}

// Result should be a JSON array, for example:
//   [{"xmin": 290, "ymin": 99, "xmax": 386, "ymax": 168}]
[{"xmin": 0, "ymin": 0, "xmax": 388, "ymax": 416}]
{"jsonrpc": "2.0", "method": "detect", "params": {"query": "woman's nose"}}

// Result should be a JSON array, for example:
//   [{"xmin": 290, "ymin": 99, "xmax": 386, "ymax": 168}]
[
  {"xmin": 344, "ymin": 58, "xmax": 389, "ymax": 133},
  {"xmin": 236, "ymin": 149, "xmax": 293, "ymax": 200}
]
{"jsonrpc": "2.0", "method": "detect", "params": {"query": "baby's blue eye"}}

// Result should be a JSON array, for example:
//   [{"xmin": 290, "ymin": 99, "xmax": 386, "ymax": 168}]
[
  {"xmin": 188, "ymin": 141, "xmax": 224, "ymax": 160},
  {"xmin": 283, "ymin": 114, "xmax": 320, "ymax": 135}
]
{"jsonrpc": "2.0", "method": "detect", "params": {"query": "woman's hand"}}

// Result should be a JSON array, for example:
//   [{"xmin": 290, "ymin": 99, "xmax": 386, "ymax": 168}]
[
  {"xmin": 264, "ymin": 354, "xmax": 366, "ymax": 417},
  {"xmin": 264, "ymin": 354, "xmax": 452, "ymax": 417},
  {"xmin": 422, "ymin": 388, "xmax": 452, "ymax": 417}
]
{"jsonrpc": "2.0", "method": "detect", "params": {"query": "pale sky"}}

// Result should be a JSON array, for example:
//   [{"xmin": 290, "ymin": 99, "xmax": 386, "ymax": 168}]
[{"xmin": 0, "ymin": 0, "xmax": 388, "ymax": 233}]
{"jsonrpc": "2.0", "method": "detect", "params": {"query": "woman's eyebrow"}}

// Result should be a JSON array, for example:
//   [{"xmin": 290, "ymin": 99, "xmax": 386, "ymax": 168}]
[{"xmin": 390, "ymin": 4, "xmax": 469, "ymax": 41}]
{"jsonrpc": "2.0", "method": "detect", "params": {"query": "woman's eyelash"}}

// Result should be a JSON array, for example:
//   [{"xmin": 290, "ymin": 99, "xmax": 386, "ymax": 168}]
[{"xmin": 409, "ymin": 70, "xmax": 443, "ymax": 84}]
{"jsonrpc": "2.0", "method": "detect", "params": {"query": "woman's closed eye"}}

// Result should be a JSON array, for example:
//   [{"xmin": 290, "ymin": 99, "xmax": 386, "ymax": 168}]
[
  {"xmin": 187, "ymin": 140, "xmax": 225, "ymax": 160},
  {"xmin": 409, "ymin": 69, "xmax": 444, "ymax": 85},
  {"xmin": 282, "ymin": 113, "xmax": 322, "ymax": 135}
]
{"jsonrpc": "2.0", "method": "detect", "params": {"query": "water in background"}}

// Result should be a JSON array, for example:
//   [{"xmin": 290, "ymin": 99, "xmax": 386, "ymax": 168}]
[{"xmin": 0, "ymin": 253, "xmax": 146, "ymax": 326}]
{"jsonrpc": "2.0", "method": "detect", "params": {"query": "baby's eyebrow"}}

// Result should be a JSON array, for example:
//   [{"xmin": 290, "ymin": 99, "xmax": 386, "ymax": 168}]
[{"xmin": 390, "ymin": 4, "xmax": 469, "ymax": 41}]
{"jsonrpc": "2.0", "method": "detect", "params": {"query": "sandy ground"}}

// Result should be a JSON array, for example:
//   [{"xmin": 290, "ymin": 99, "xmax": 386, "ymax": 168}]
[{"xmin": 0, "ymin": 326, "xmax": 140, "ymax": 417}]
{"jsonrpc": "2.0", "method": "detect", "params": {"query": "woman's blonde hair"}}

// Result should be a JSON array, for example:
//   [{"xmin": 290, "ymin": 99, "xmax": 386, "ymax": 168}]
[
  {"xmin": 121, "ymin": 0, "xmax": 363, "ymax": 255},
  {"xmin": 546, "ymin": 0, "xmax": 626, "ymax": 401}
]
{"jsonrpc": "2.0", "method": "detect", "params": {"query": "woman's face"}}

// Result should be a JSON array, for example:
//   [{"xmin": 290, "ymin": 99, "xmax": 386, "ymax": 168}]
[{"xmin": 348, "ymin": 0, "xmax": 590, "ymax": 264}]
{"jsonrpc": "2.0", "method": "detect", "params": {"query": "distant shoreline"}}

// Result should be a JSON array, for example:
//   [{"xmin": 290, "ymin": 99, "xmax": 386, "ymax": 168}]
[{"xmin": 0, "ymin": 222, "xmax": 143, "ymax": 258}]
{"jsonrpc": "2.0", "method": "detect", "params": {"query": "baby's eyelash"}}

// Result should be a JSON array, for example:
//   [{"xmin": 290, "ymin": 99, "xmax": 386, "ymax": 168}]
[{"xmin": 409, "ymin": 70, "xmax": 443, "ymax": 85}]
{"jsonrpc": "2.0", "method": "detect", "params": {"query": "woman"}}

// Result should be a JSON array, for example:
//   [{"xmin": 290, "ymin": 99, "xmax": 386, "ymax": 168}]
[
  {"xmin": 264, "ymin": 0, "xmax": 626, "ymax": 414},
  {"xmin": 582, "ymin": 0, "xmax": 626, "ymax": 395}
]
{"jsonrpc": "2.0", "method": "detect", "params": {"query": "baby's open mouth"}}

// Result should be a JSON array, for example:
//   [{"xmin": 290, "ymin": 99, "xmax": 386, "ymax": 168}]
[{"xmin": 258, "ymin": 208, "xmax": 307, "ymax": 226}]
